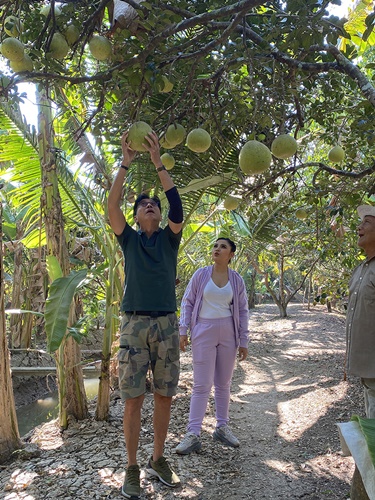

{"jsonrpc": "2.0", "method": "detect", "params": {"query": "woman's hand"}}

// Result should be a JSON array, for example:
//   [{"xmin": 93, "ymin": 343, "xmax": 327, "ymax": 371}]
[
  {"xmin": 179, "ymin": 335, "xmax": 189, "ymax": 352},
  {"xmin": 238, "ymin": 347, "xmax": 248, "ymax": 361}
]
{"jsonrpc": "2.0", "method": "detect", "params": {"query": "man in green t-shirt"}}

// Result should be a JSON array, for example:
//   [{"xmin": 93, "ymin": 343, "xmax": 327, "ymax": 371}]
[{"xmin": 108, "ymin": 129, "xmax": 183, "ymax": 499}]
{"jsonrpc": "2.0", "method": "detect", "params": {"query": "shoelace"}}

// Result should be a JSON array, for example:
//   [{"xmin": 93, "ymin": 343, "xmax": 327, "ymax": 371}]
[
  {"xmin": 154, "ymin": 457, "xmax": 172, "ymax": 475},
  {"xmin": 127, "ymin": 468, "xmax": 139, "ymax": 485}
]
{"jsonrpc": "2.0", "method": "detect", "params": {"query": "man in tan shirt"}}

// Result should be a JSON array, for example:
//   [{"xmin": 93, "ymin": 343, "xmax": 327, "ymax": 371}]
[{"xmin": 346, "ymin": 204, "xmax": 375, "ymax": 418}]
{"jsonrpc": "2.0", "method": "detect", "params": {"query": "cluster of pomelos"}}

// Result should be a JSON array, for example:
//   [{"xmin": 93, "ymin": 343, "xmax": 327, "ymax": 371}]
[
  {"xmin": 127, "ymin": 121, "xmax": 346, "ymax": 212},
  {"xmin": 0, "ymin": 8, "xmax": 114, "ymax": 68},
  {"xmin": 127, "ymin": 121, "xmax": 212, "ymax": 171},
  {"xmin": 0, "ymin": 7, "xmax": 174, "ymax": 95}
]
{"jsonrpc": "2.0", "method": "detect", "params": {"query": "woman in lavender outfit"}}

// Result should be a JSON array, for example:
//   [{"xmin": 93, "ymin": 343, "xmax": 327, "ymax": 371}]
[{"xmin": 176, "ymin": 237, "xmax": 249, "ymax": 454}]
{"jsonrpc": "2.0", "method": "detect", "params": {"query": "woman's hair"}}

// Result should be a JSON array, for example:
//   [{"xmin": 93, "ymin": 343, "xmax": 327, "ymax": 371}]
[
  {"xmin": 216, "ymin": 237, "xmax": 236, "ymax": 253},
  {"xmin": 133, "ymin": 193, "xmax": 161, "ymax": 216}
]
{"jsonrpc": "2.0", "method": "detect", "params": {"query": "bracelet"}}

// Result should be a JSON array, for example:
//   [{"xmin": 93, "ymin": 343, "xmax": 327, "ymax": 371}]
[
  {"xmin": 120, "ymin": 164, "xmax": 129, "ymax": 171},
  {"xmin": 156, "ymin": 165, "xmax": 166, "ymax": 172}
]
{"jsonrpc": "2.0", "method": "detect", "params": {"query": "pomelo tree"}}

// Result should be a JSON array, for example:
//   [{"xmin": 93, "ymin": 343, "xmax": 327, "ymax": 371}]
[{"xmin": 1, "ymin": 0, "xmax": 375, "ymax": 443}]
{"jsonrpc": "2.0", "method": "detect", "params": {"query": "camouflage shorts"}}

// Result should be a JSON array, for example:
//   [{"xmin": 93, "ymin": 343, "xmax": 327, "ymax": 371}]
[{"xmin": 118, "ymin": 313, "xmax": 180, "ymax": 400}]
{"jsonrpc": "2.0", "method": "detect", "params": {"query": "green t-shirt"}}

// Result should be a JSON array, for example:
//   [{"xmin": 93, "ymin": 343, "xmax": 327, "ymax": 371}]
[{"xmin": 116, "ymin": 224, "xmax": 181, "ymax": 312}]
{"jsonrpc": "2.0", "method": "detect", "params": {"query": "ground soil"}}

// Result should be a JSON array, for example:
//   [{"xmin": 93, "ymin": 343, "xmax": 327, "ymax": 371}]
[{"xmin": 1, "ymin": 302, "xmax": 363, "ymax": 499}]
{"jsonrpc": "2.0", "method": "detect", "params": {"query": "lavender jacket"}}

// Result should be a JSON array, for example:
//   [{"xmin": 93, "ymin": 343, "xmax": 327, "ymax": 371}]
[{"xmin": 179, "ymin": 265, "xmax": 250, "ymax": 348}]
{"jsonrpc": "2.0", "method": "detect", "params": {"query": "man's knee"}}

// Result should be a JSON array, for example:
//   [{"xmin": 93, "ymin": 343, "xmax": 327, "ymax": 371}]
[{"xmin": 124, "ymin": 394, "xmax": 144, "ymax": 414}]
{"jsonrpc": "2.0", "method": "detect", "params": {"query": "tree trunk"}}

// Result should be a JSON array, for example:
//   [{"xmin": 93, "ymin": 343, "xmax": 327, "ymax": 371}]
[
  {"xmin": 37, "ymin": 85, "xmax": 88, "ymax": 427},
  {"xmin": 277, "ymin": 302, "xmax": 288, "ymax": 318},
  {"xmin": 95, "ymin": 233, "xmax": 118, "ymax": 420},
  {"xmin": 0, "ymin": 200, "xmax": 22, "ymax": 463}
]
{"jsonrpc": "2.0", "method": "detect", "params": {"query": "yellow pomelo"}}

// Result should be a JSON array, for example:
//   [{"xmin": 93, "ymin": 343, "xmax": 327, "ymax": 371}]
[
  {"xmin": 1, "ymin": 37, "xmax": 25, "ymax": 62},
  {"xmin": 128, "ymin": 121, "xmax": 153, "ymax": 151},
  {"xmin": 89, "ymin": 35, "xmax": 112, "ymax": 61},
  {"xmin": 65, "ymin": 25, "xmax": 80, "ymax": 46},
  {"xmin": 223, "ymin": 195, "xmax": 240, "ymax": 211},
  {"xmin": 165, "ymin": 123, "xmax": 186, "ymax": 145},
  {"xmin": 160, "ymin": 76, "xmax": 173, "ymax": 93},
  {"xmin": 10, "ymin": 54, "xmax": 33, "ymax": 72},
  {"xmin": 4, "ymin": 16, "xmax": 24, "ymax": 37},
  {"xmin": 295, "ymin": 208, "xmax": 308, "ymax": 220},
  {"xmin": 239, "ymin": 140, "xmax": 272, "ymax": 175},
  {"xmin": 328, "ymin": 145, "xmax": 345, "ymax": 163},
  {"xmin": 160, "ymin": 135, "xmax": 176, "ymax": 150},
  {"xmin": 160, "ymin": 152, "xmax": 175, "ymax": 170},
  {"xmin": 271, "ymin": 134, "xmax": 298, "ymax": 159},
  {"xmin": 186, "ymin": 128, "xmax": 211, "ymax": 153},
  {"xmin": 49, "ymin": 33, "xmax": 69, "ymax": 60}
]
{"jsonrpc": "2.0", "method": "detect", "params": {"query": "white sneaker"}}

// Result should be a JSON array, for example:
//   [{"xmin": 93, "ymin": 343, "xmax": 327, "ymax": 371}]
[
  {"xmin": 213, "ymin": 425, "xmax": 239, "ymax": 447},
  {"xmin": 175, "ymin": 432, "xmax": 202, "ymax": 455}
]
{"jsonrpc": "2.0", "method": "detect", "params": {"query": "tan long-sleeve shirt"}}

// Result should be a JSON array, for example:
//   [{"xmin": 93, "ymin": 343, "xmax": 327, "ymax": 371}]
[{"xmin": 346, "ymin": 256, "xmax": 375, "ymax": 378}]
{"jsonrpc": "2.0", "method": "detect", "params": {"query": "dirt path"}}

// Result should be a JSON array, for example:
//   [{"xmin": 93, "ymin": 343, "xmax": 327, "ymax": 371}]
[{"xmin": 1, "ymin": 303, "xmax": 361, "ymax": 499}]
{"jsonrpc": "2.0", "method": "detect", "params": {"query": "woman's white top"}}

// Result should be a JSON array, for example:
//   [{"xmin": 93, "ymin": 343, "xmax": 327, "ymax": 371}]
[{"xmin": 199, "ymin": 278, "xmax": 233, "ymax": 318}]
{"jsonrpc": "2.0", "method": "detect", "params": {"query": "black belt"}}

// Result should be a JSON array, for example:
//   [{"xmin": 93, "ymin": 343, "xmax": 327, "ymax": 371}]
[{"xmin": 125, "ymin": 311, "xmax": 174, "ymax": 317}]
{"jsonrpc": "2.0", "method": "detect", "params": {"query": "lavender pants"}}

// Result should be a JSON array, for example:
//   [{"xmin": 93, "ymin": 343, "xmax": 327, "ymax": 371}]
[{"xmin": 187, "ymin": 316, "xmax": 237, "ymax": 435}]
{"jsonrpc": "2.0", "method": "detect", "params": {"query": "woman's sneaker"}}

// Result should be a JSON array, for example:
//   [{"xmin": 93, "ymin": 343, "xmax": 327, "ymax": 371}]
[
  {"xmin": 213, "ymin": 425, "xmax": 240, "ymax": 447},
  {"xmin": 175, "ymin": 432, "xmax": 202, "ymax": 455},
  {"xmin": 122, "ymin": 464, "xmax": 140, "ymax": 499}
]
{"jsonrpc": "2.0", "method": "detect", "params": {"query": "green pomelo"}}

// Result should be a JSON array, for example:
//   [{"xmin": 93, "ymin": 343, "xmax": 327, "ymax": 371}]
[
  {"xmin": 40, "ymin": 5, "xmax": 62, "ymax": 17},
  {"xmin": 160, "ymin": 76, "xmax": 173, "ymax": 93},
  {"xmin": 271, "ymin": 134, "xmax": 298, "ymax": 159},
  {"xmin": 65, "ymin": 25, "xmax": 80, "ymax": 46},
  {"xmin": 295, "ymin": 208, "xmax": 308, "ymax": 220},
  {"xmin": 10, "ymin": 54, "xmax": 33, "ymax": 72},
  {"xmin": 128, "ymin": 121, "xmax": 152, "ymax": 152},
  {"xmin": 160, "ymin": 135, "xmax": 176, "ymax": 150},
  {"xmin": 186, "ymin": 128, "xmax": 211, "ymax": 153},
  {"xmin": 239, "ymin": 140, "xmax": 272, "ymax": 175},
  {"xmin": 4, "ymin": 16, "xmax": 24, "ymax": 37},
  {"xmin": 166, "ymin": 123, "xmax": 186, "ymax": 145},
  {"xmin": 49, "ymin": 33, "xmax": 69, "ymax": 60},
  {"xmin": 1, "ymin": 37, "xmax": 25, "ymax": 62},
  {"xmin": 89, "ymin": 35, "xmax": 112, "ymax": 61},
  {"xmin": 160, "ymin": 153, "xmax": 175, "ymax": 170},
  {"xmin": 223, "ymin": 196, "xmax": 240, "ymax": 211},
  {"xmin": 328, "ymin": 145, "xmax": 345, "ymax": 163}
]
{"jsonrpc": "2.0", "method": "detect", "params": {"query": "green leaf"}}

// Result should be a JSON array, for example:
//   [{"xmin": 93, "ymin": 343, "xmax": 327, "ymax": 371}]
[
  {"xmin": 45, "ymin": 269, "xmax": 87, "ymax": 353},
  {"xmin": 46, "ymin": 255, "xmax": 63, "ymax": 282},
  {"xmin": 351, "ymin": 415, "xmax": 375, "ymax": 467}
]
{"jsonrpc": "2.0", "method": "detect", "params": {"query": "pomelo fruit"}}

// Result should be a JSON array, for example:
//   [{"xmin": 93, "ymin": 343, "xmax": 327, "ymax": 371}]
[
  {"xmin": 89, "ymin": 35, "xmax": 112, "ymax": 61},
  {"xmin": 223, "ymin": 195, "xmax": 240, "ymax": 211},
  {"xmin": 48, "ymin": 33, "xmax": 69, "ymax": 60},
  {"xmin": 128, "ymin": 121, "xmax": 152, "ymax": 151},
  {"xmin": 271, "ymin": 134, "xmax": 298, "ymax": 159},
  {"xmin": 160, "ymin": 152, "xmax": 175, "ymax": 170},
  {"xmin": 40, "ymin": 5, "xmax": 62, "ymax": 17},
  {"xmin": 160, "ymin": 76, "xmax": 173, "ymax": 93},
  {"xmin": 10, "ymin": 54, "xmax": 33, "ymax": 72},
  {"xmin": 186, "ymin": 128, "xmax": 211, "ymax": 153},
  {"xmin": 239, "ymin": 140, "xmax": 272, "ymax": 175},
  {"xmin": 328, "ymin": 145, "xmax": 345, "ymax": 163},
  {"xmin": 65, "ymin": 25, "xmax": 80, "ymax": 46},
  {"xmin": 165, "ymin": 123, "xmax": 186, "ymax": 145},
  {"xmin": 1, "ymin": 37, "xmax": 25, "ymax": 62},
  {"xmin": 4, "ymin": 16, "xmax": 24, "ymax": 37},
  {"xmin": 295, "ymin": 208, "xmax": 308, "ymax": 220},
  {"xmin": 160, "ymin": 135, "xmax": 176, "ymax": 150}
]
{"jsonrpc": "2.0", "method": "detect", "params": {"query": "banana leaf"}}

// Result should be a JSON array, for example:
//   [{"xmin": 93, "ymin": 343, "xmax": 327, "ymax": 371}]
[
  {"xmin": 351, "ymin": 415, "xmax": 375, "ymax": 466},
  {"xmin": 45, "ymin": 269, "xmax": 87, "ymax": 353}
]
